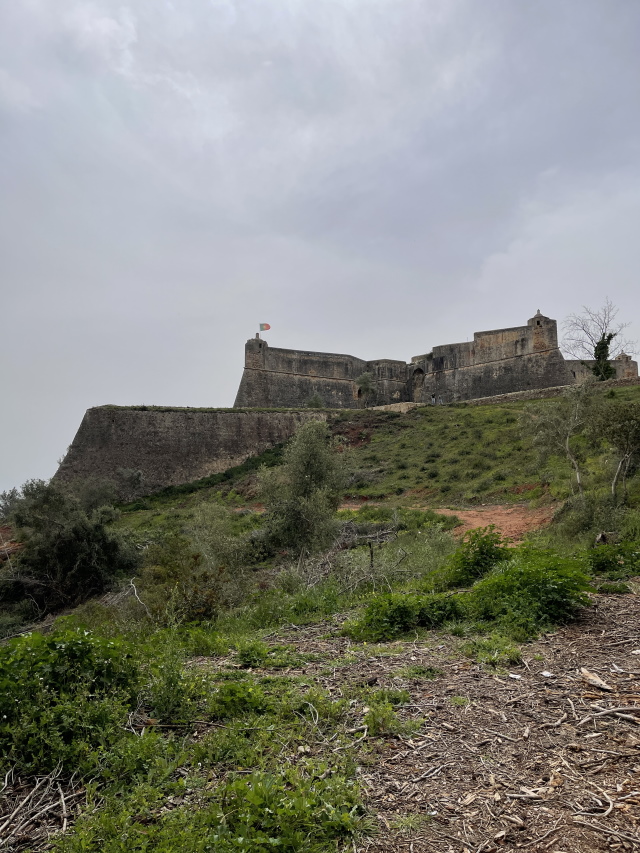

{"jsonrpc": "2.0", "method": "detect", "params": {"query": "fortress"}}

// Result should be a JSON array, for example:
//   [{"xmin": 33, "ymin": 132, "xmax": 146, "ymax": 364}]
[
  {"xmin": 55, "ymin": 311, "xmax": 638, "ymax": 497},
  {"xmin": 234, "ymin": 311, "xmax": 638, "ymax": 409}
]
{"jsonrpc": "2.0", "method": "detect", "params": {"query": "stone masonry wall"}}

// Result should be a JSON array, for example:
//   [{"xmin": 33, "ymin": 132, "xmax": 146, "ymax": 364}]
[
  {"xmin": 233, "ymin": 311, "xmax": 610, "ymax": 409},
  {"xmin": 55, "ymin": 407, "xmax": 326, "ymax": 495}
]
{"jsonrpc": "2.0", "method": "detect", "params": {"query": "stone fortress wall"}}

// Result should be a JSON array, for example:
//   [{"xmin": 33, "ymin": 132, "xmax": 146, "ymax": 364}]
[
  {"xmin": 54, "ymin": 310, "xmax": 638, "ymax": 498},
  {"xmin": 234, "ymin": 311, "xmax": 638, "ymax": 409},
  {"xmin": 55, "ymin": 408, "xmax": 326, "ymax": 495}
]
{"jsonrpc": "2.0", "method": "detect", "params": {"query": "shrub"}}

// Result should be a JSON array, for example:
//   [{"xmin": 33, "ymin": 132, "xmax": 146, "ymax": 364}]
[
  {"xmin": 461, "ymin": 633, "xmax": 522, "ymax": 668},
  {"xmin": 441, "ymin": 526, "xmax": 510, "ymax": 588},
  {"xmin": 597, "ymin": 581, "xmax": 631, "ymax": 594},
  {"xmin": 364, "ymin": 702, "xmax": 401, "ymax": 737},
  {"xmin": 586, "ymin": 543, "xmax": 640, "ymax": 579},
  {"xmin": 259, "ymin": 421, "xmax": 345, "ymax": 553},
  {"xmin": 466, "ymin": 548, "xmax": 591, "ymax": 635},
  {"xmin": 236, "ymin": 639, "xmax": 269, "ymax": 668},
  {"xmin": 208, "ymin": 681, "xmax": 269, "ymax": 720},
  {"xmin": 5, "ymin": 480, "xmax": 138, "ymax": 613},
  {"xmin": 59, "ymin": 767, "xmax": 363, "ymax": 852},
  {"xmin": 0, "ymin": 630, "xmax": 140, "ymax": 774},
  {"xmin": 344, "ymin": 592, "xmax": 464, "ymax": 641}
]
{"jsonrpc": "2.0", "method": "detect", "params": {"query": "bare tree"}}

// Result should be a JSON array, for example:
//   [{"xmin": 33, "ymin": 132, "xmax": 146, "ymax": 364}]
[{"xmin": 562, "ymin": 298, "xmax": 637, "ymax": 362}]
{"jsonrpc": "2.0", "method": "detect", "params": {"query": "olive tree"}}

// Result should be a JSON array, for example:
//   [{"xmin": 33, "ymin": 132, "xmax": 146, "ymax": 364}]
[{"xmin": 259, "ymin": 420, "xmax": 345, "ymax": 553}]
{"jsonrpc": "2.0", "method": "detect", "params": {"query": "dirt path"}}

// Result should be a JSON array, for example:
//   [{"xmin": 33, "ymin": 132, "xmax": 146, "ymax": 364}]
[
  {"xmin": 338, "ymin": 502, "xmax": 557, "ymax": 543},
  {"xmin": 435, "ymin": 504, "xmax": 556, "ymax": 542}
]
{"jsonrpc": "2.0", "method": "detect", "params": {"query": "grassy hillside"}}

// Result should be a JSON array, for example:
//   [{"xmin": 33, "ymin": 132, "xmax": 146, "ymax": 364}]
[
  {"xmin": 117, "ymin": 383, "xmax": 640, "ymax": 540},
  {"xmin": 3, "ymin": 383, "xmax": 640, "ymax": 851}
]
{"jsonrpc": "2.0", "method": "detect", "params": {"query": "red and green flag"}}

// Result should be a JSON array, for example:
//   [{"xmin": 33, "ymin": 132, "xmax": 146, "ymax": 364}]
[{"xmin": 259, "ymin": 323, "xmax": 271, "ymax": 331}]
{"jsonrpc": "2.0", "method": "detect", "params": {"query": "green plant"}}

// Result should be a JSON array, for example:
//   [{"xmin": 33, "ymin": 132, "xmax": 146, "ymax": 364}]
[
  {"xmin": 466, "ymin": 548, "xmax": 591, "ymax": 636},
  {"xmin": 58, "ymin": 766, "xmax": 363, "ymax": 852},
  {"xmin": 364, "ymin": 702, "xmax": 402, "ymax": 736},
  {"xmin": 344, "ymin": 591, "xmax": 464, "ymax": 642},
  {"xmin": 208, "ymin": 680, "xmax": 269, "ymax": 719},
  {"xmin": 0, "ymin": 630, "xmax": 140, "ymax": 774},
  {"xmin": 597, "ymin": 581, "xmax": 631, "ymax": 594},
  {"xmin": 449, "ymin": 695, "xmax": 469, "ymax": 707},
  {"xmin": 237, "ymin": 639, "xmax": 270, "ymax": 668},
  {"xmin": 586, "ymin": 543, "xmax": 640, "ymax": 579},
  {"xmin": 438, "ymin": 526, "xmax": 510, "ymax": 588},
  {"xmin": 461, "ymin": 633, "xmax": 522, "ymax": 668},
  {"xmin": 259, "ymin": 421, "xmax": 345, "ymax": 553},
  {"xmin": 368, "ymin": 688, "xmax": 410, "ymax": 706},
  {"xmin": 5, "ymin": 480, "xmax": 139, "ymax": 613}
]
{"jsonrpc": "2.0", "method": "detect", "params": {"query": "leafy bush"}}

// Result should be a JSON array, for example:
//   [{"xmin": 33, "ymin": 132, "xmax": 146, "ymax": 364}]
[
  {"xmin": 344, "ymin": 591, "xmax": 464, "ymax": 641},
  {"xmin": 364, "ymin": 702, "xmax": 402, "ymax": 737},
  {"xmin": 597, "ymin": 581, "xmax": 631, "ymax": 594},
  {"xmin": 439, "ymin": 526, "xmax": 510, "ymax": 588},
  {"xmin": 58, "ymin": 767, "xmax": 363, "ymax": 852},
  {"xmin": 4, "ymin": 480, "xmax": 138, "ymax": 614},
  {"xmin": 208, "ymin": 681, "xmax": 269, "ymax": 720},
  {"xmin": 586, "ymin": 543, "xmax": 640, "ymax": 579},
  {"xmin": 236, "ymin": 639, "xmax": 269, "ymax": 668},
  {"xmin": 466, "ymin": 548, "xmax": 591, "ymax": 637},
  {"xmin": 0, "ymin": 630, "xmax": 140, "ymax": 774},
  {"xmin": 259, "ymin": 421, "xmax": 345, "ymax": 553}
]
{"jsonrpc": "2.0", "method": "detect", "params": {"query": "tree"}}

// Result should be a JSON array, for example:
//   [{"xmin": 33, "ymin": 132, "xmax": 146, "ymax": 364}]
[
  {"xmin": 562, "ymin": 298, "xmax": 637, "ymax": 381},
  {"xmin": 593, "ymin": 401, "xmax": 640, "ymax": 502},
  {"xmin": 1, "ymin": 480, "xmax": 138, "ymax": 614},
  {"xmin": 521, "ymin": 382, "xmax": 596, "ymax": 496},
  {"xmin": 355, "ymin": 372, "xmax": 376, "ymax": 408},
  {"xmin": 258, "ymin": 421, "xmax": 345, "ymax": 552}
]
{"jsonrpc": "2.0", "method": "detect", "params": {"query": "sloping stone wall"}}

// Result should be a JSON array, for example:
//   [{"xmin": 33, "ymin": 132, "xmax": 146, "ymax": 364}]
[{"xmin": 55, "ymin": 407, "xmax": 326, "ymax": 495}]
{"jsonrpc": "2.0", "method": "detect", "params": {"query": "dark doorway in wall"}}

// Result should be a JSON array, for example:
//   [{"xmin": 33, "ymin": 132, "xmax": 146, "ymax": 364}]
[{"xmin": 412, "ymin": 368, "xmax": 425, "ymax": 400}]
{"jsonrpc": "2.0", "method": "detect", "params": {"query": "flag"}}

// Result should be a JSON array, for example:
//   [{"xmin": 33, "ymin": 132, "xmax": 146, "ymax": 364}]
[{"xmin": 259, "ymin": 323, "xmax": 271, "ymax": 331}]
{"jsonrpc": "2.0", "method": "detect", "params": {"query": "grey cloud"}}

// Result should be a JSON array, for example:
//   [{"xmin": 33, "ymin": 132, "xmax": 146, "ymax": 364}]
[{"xmin": 2, "ymin": 0, "xmax": 640, "ymax": 489}]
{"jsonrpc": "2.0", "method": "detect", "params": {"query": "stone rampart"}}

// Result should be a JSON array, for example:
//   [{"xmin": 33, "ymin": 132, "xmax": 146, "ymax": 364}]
[{"xmin": 55, "ymin": 407, "xmax": 326, "ymax": 495}]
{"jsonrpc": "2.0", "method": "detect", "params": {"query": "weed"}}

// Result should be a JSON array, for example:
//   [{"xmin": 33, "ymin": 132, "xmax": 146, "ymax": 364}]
[
  {"xmin": 437, "ymin": 526, "xmax": 510, "ymax": 588},
  {"xmin": 236, "ymin": 639, "xmax": 269, "ymax": 668},
  {"xmin": 208, "ymin": 680, "xmax": 269, "ymax": 719},
  {"xmin": 449, "ymin": 696, "xmax": 470, "ymax": 707},
  {"xmin": 597, "ymin": 581, "xmax": 631, "ymax": 594},
  {"xmin": 461, "ymin": 634, "xmax": 522, "ymax": 668},
  {"xmin": 364, "ymin": 702, "xmax": 402, "ymax": 736},
  {"xmin": 398, "ymin": 664, "xmax": 443, "ymax": 680},
  {"xmin": 466, "ymin": 548, "xmax": 591, "ymax": 637}
]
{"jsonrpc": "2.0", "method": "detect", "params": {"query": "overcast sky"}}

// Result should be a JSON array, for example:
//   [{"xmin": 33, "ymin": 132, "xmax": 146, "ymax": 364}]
[{"xmin": 2, "ymin": 0, "xmax": 640, "ymax": 491}]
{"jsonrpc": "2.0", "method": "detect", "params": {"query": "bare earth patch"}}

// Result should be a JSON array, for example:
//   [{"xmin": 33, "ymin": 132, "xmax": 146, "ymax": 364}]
[{"xmin": 435, "ymin": 504, "xmax": 557, "ymax": 543}]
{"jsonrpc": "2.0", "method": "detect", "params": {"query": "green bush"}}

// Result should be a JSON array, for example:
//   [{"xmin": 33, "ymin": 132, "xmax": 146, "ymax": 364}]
[
  {"xmin": 597, "ymin": 581, "xmax": 631, "ymax": 594},
  {"xmin": 208, "ymin": 681, "xmax": 269, "ymax": 720},
  {"xmin": 440, "ymin": 526, "xmax": 510, "ymax": 588},
  {"xmin": 58, "ymin": 767, "xmax": 363, "ymax": 853},
  {"xmin": 466, "ymin": 548, "xmax": 591, "ymax": 636},
  {"xmin": 364, "ymin": 702, "xmax": 402, "ymax": 737},
  {"xmin": 0, "ymin": 630, "xmax": 140, "ymax": 774},
  {"xmin": 5, "ymin": 480, "xmax": 139, "ymax": 613},
  {"xmin": 237, "ymin": 639, "xmax": 270, "ymax": 668},
  {"xmin": 586, "ymin": 543, "xmax": 640, "ymax": 579},
  {"xmin": 344, "ymin": 591, "xmax": 464, "ymax": 641}
]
